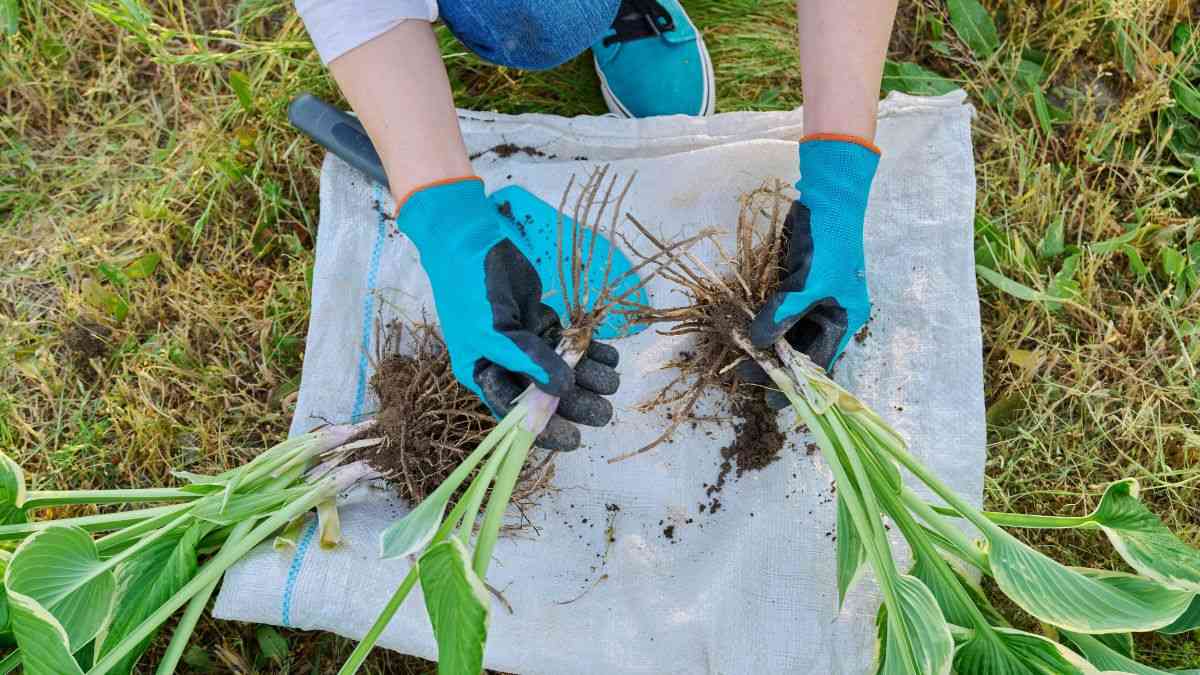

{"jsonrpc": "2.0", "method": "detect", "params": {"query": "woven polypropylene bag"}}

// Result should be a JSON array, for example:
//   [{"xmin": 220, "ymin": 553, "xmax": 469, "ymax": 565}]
[{"xmin": 214, "ymin": 91, "xmax": 982, "ymax": 675}]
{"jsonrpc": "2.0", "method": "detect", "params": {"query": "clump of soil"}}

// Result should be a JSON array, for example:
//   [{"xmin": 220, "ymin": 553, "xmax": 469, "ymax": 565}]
[
  {"xmin": 349, "ymin": 322, "xmax": 555, "ymax": 507},
  {"xmin": 63, "ymin": 319, "xmax": 111, "ymax": 370}
]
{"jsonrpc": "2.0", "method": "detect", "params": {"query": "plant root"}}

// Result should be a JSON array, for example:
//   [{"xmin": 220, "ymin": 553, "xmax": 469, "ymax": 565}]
[{"xmin": 616, "ymin": 180, "xmax": 794, "ymax": 464}]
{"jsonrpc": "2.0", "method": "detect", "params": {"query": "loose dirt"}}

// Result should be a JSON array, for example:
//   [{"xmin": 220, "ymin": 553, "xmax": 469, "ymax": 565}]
[{"xmin": 63, "ymin": 319, "xmax": 111, "ymax": 370}]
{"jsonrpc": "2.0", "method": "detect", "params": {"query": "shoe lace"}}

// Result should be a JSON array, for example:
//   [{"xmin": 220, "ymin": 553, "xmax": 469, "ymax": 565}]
[{"xmin": 602, "ymin": 0, "xmax": 676, "ymax": 46}]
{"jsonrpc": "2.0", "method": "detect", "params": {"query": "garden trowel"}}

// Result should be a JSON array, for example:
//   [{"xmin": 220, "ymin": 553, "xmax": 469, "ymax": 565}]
[{"xmin": 288, "ymin": 93, "xmax": 647, "ymax": 339}]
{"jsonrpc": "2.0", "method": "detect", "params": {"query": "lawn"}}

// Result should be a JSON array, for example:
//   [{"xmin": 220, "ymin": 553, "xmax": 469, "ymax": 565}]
[{"xmin": 1, "ymin": 0, "xmax": 1198, "ymax": 672}]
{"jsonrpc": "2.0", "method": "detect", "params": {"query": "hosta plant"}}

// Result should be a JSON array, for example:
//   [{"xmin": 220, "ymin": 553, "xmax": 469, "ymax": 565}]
[
  {"xmin": 337, "ymin": 168, "xmax": 709, "ymax": 675},
  {"xmin": 630, "ymin": 183, "xmax": 1200, "ymax": 675},
  {"xmin": 0, "ymin": 423, "xmax": 377, "ymax": 675}
]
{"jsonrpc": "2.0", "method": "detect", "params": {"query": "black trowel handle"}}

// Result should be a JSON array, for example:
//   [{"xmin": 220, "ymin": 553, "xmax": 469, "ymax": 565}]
[{"xmin": 288, "ymin": 93, "xmax": 390, "ymax": 189}]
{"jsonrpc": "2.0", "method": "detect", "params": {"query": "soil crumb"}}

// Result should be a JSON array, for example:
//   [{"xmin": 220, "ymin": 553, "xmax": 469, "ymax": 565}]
[
  {"xmin": 662, "ymin": 524, "xmax": 675, "ymax": 540},
  {"xmin": 64, "ymin": 320, "xmax": 111, "ymax": 370},
  {"xmin": 350, "ymin": 322, "xmax": 553, "ymax": 507},
  {"xmin": 469, "ymin": 143, "xmax": 546, "ymax": 161}
]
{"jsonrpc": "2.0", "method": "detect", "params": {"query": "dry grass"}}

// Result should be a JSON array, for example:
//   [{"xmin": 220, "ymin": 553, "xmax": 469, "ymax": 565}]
[{"xmin": 2, "ymin": 0, "xmax": 1198, "ymax": 670}]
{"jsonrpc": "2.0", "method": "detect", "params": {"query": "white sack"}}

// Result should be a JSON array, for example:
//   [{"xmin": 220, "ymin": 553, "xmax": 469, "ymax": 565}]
[{"xmin": 215, "ymin": 91, "xmax": 983, "ymax": 675}]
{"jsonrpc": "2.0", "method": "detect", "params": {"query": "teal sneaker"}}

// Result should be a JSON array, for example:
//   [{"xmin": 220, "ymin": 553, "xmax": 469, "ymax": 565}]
[{"xmin": 592, "ymin": 0, "xmax": 715, "ymax": 118}]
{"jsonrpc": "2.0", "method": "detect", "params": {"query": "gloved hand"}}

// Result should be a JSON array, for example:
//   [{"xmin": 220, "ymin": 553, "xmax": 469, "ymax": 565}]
[
  {"xmin": 395, "ymin": 177, "xmax": 620, "ymax": 451},
  {"xmin": 743, "ymin": 135, "xmax": 879, "ymax": 406}
]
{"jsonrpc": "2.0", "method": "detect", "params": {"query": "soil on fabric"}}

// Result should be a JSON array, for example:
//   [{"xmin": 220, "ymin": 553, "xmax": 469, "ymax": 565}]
[
  {"xmin": 469, "ymin": 143, "xmax": 548, "ymax": 161},
  {"xmin": 699, "ymin": 373, "xmax": 787, "ymax": 513},
  {"xmin": 349, "ymin": 322, "xmax": 553, "ymax": 508}
]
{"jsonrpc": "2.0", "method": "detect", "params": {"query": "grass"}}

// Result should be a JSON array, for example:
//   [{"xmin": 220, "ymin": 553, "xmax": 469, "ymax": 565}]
[{"xmin": 1, "ymin": 0, "xmax": 1198, "ymax": 671}]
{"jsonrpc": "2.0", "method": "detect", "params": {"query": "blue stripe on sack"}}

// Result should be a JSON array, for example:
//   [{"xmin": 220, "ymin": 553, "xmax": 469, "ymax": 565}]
[
  {"xmin": 352, "ymin": 189, "xmax": 390, "ymax": 422},
  {"xmin": 281, "ymin": 518, "xmax": 319, "ymax": 627},
  {"xmin": 281, "ymin": 185, "xmax": 391, "ymax": 626}
]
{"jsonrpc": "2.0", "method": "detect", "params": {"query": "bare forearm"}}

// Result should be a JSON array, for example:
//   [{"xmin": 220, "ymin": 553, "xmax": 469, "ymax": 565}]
[
  {"xmin": 795, "ymin": 1, "xmax": 899, "ymax": 140},
  {"xmin": 328, "ymin": 21, "xmax": 472, "ymax": 206}
]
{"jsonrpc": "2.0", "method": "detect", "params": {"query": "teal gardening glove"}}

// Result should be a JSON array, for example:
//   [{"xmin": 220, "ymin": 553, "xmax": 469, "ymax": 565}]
[
  {"xmin": 749, "ymin": 135, "xmax": 880, "ymax": 377},
  {"xmin": 394, "ymin": 178, "xmax": 620, "ymax": 451}
]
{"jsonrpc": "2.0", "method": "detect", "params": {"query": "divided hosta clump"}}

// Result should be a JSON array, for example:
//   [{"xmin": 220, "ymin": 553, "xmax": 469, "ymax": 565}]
[
  {"xmin": 0, "ymin": 422, "xmax": 377, "ymax": 675},
  {"xmin": 633, "ymin": 181, "xmax": 1200, "ymax": 675},
  {"xmin": 336, "ymin": 168, "xmax": 710, "ymax": 675}
]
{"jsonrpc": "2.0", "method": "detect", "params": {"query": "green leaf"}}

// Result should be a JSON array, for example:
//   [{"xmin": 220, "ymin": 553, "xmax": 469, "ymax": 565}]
[
  {"xmin": 875, "ymin": 575, "xmax": 954, "ymax": 675},
  {"xmin": 256, "ymin": 625, "xmax": 288, "ymax": 662},
  {"xmin": 6, "ymin": 526, "xmax": 116, "ymax": 651},
  {"xmin": 97, "ymin": 263, "xmax": 129, "ymax": 287},
  {"xmin": 419, "ymin": 537, "xmax": 489, "ymax": 675},
  {"xmin": 1122, "ymin": 245, "xmax": 1148, "ymax": 280},
  {"xmin": 1081, "ymin": 480, "xmax": 1200, "ymax": 592},
  {"xmin": 81, "ymin": 278, "xmax": 129, "ymax": 322},
  {"xmin": 228, "ymin": 71, "xmax": 255, "ymax": 113},
  {"xmin": 0, "ymin": 0, "xmax": 19, "ymax": 36},
  {"xmin": 182, "ymin": 645, "xmax": 214, "ymax": 671},
  {"xmin": 987, "ymin": 529, "xmax": 1194, "ymax": 633},
  {"xmin": 882, "ymin": 61, "xmax": 958, "ymax": 96},
  {"xmin": 94, "ymin": 523, "xmax": 208, "ymax": 674},
  {"xmin": 0, "ymin": 551, "xmax": 11, "ymax": 634},
  {"xmin": 1159, "ymin": 595, "xmax": 1200, "ymax": 635},
  {"xmin": 1113, "ymin": 23, "xmax": 1137, "ymax": 79},
  {"xmin": 6, "ymin": 526, "xmax": 117, "ymax": 648},
  {"xmin": 953, "ymin": 626, "xmax": 1087, "ymax": 675},
  {"xmin": 1161, "ymin": 247, "xmax": 1187, "ymax": 279},
  {"xmin": 122, "ymin": 253, "xmax": 160, "ymax": 280},
  {"xmin": 976, "ymin": 265, "xmax": 1059, "ymax": 304},
  {"xmin": 7, "ymin": 590, "xmax": 84, "ymax": 675},
  {"xmin": 380, "ymin": 491, "xmax": 449, "ymax": 560},
  {"xmin": 835, "ymin": 493, "xmax": 866, "ymax": 608},
  {"xmin": 1091, "ymin": 228, "xmax": 1141, "ymax": 255},
  {"xmin": 1047, "ymin": 254, "xmax": 1080, "ymax": 312},
  {"xmin": 0, "ymin": 453, "xmax": 27, "ymax": 526},
  {"xmin": 1173, "ymin": 80, "xmax": 1200, "ymax": 121},
  {"xmin": 1029, "ymin": 86, "xmax": 1053, "ymax": 136},
  {"xmin": 947, "ymin": 0, "xmax": 999, "ymax": 57},
  {"xmin": 1171, "ymin": 23, "xmax": 1193, "ymax": 56},
  {"xmin": 1093, "ymin": 632, "xmax": 1134, "ymax": 659},
  {"xmin": 1062, "ymin": 630, "xmax": 1171, "ymax": 674},
  {"xmin": 190, "ymin": 489, "xmax": 304, "ymax": 526},
  {"xmin": 1037, "ymin": 218, "xmax": 1064, "ymax": 259}
]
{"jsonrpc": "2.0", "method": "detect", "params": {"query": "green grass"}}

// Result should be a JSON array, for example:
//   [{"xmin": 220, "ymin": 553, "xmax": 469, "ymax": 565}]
[{"xmin": 1, "ymin": 0, "xmax": 1198, "ymax": 671}]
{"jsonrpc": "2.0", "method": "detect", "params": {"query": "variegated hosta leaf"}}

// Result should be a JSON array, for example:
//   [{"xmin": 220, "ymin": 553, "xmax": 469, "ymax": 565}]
[
  {"xmin": 836, "ymin": 492, "xmax": 866, "ymax": 607},
  {"xmin": 5, "ymin": 526, "xmax": 116, "ymax": 650},
  {"xmin": 1084, "ymin": 480, "xmax": 1200, "ymax": 592},
  {"xmin": 953, "ymin": 626, "xmax": 1089, "ymax": 675},
  {"xmin": 875, "ymin": 575, "xmax": 954, "ymax": 675},
  {"xmin": 420, "ymin": 536, "xmax": 489, "ymax": 675},
  {"xmin": 95, "ymin": 522, "xmax": 209, "ymax": 675},
  {"xmin": 0, "ymin": 452, "xmax": 27, "ymax": 526},
  {"xmin": 380, "ymin": 490, "xmax": 449, "ymax": 560},
  {"xmin": 7, "ymin": 590, "xmax": 84, "ymax": 675},
  {"xmin": 987, "ymin": 530, "xmax": 1194, "ymax": 633},
  {"xmin": 1063, "ymin": 630, "xmax": 1181, "ymax": 675},
  {"xmin": 1158, "ymin": 595, "xmax": 1200, "ymax": 635}
]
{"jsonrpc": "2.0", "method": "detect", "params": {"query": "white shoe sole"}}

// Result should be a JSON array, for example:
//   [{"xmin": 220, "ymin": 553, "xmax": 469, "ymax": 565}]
[{"xmin": 594, "ymin": 15, "xmax": 716, "ymax": 118}]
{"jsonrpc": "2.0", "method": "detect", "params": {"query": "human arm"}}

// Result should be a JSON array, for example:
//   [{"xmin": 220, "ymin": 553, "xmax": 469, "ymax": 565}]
[
  {"xmin": 748, "ymin": 1, "xmax": 900, "ymax": 370},
  {"xmin": 296, "ymin": 13, "xmax": 619, "ymax": 449},
  {"xmin": 326, "ymin": 20, "xmax": 474, "ymax": 205}
]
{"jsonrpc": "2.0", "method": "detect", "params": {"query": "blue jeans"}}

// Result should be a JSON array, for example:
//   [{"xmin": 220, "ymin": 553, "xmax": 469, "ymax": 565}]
[{"xmin": 438, "ymin": 0, "xmax": 622, "ymax": 70}]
